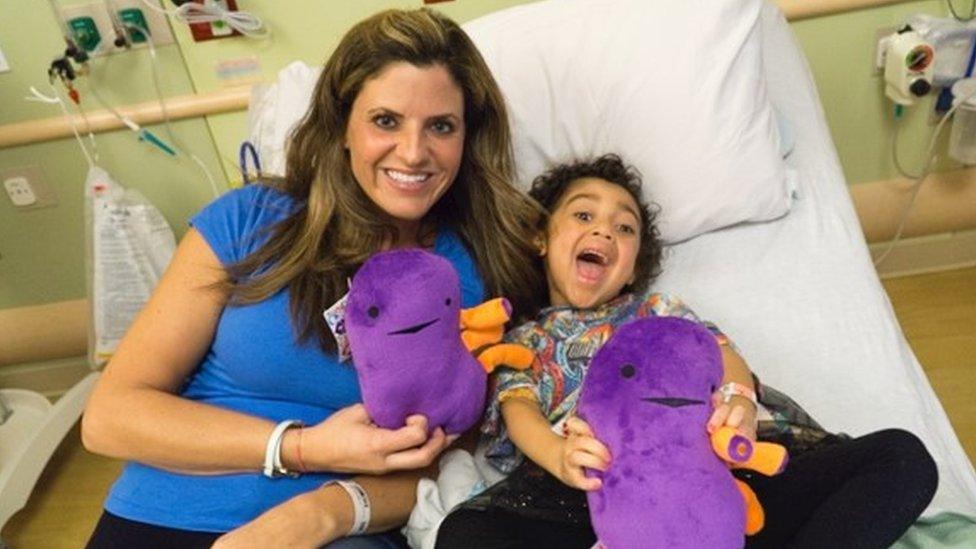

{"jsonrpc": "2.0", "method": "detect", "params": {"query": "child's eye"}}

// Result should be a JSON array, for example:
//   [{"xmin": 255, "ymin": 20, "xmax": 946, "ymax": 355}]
[
  {"xmin": 430, "ymin": 119, "xmax": 456, "ymax": 135},
  {"xmin": 617, "ymin": 224, "xmax": 637, "ymax": 235},
  {"xmin": 573, "ymin": 211, "xmax": 592, "ymax": 222},
  {"xmin": 373, "ymin": 114, "xmax": 397, "ymax": 129}
]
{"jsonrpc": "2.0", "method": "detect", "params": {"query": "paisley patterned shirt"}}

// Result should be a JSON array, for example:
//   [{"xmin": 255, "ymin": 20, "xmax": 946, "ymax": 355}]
[{"xmin": 482, "ymin": 291, "xmax": 731, "ymax": 473}]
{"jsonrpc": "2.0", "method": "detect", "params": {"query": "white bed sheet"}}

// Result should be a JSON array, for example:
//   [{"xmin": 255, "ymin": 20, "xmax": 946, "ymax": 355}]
[{"xmin": 650, "ymin": 2, "xmax": 976, "ymax": 515}]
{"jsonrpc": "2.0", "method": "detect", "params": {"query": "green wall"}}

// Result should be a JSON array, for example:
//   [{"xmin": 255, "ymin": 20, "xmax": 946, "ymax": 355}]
[
  {"xmin": 791, "ymin": 0, "xmax": 952, "ymax": 184},
  {"xmin": 0, "ymin": 0, "xmax": 961, "ymax": 310}
]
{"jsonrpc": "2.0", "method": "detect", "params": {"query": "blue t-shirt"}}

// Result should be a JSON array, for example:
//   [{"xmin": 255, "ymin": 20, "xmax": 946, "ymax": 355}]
[{"xmin": 104, "ymin": 185, "xmax": 486, "ymax": 532}]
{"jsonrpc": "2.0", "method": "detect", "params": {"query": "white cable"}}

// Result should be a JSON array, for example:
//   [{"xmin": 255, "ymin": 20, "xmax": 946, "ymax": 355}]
[
  {"xmin": 139, "ymin": 0, "xmax": 269, "ymax": 39},
  {"xmin": 137, "ymin": 23, "xmax": 223, "ymax": 199},
  {"xmin": 26, "ymin": 85, "xmax": 95, "ymax": 169},
  {"xmin": 125, "ymin": 21, "xmax": 222, "ymax": 198},
  {"xmin": 84, "ymin": 21, "xmax": 223, "ymax": 199},
  {"xmin": 891, "ymin": 115, "xmax": 925, "ymax": 180},
  {"xmin": 875, "ymin": 86, "xmax": 976, "ymax": 267},
  {"xmin": 74, "ymin": 96, "xmax": 101, "ymax": 165},
  {"xmin": 946, "ymin": 0, "xmax": 976, "ymax": 22}
]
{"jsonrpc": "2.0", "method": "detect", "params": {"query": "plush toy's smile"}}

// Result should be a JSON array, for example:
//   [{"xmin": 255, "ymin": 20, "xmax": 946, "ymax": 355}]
[
  {"xmin": 642, "ymin": 397, "xmax": 706, "ymax": 408},
  {"xmin": 387, "ymin": 318, "xmax": 440, "ymax": 335}
]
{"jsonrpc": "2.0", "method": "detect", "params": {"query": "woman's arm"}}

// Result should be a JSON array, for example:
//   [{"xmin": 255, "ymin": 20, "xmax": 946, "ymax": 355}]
[
  {"xmin": 706, "ymin": 346, "xmax": 758, "ymax": 440},
  {"xmin": 82, "ymin": 229, "xmax": 449, "ymax": 475},
  {"xmin": 501, "ymin": 396, "xmax": 610, "ymax": 491},
  {"xmin": 213, "ymin": 468, "xmax": 432, "ymax": 547}
]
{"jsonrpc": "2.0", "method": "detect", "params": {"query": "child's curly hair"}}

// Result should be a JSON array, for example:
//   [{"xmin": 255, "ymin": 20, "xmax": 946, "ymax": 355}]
[{"xmin": 529, "ymin": 154, "xmax": 663, "ymax": 295}]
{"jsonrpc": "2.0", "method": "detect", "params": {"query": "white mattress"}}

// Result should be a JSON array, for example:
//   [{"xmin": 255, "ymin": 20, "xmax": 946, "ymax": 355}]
[{"xmin": 650, "ymin": 2, "xmax": 976, "ymax": 516}]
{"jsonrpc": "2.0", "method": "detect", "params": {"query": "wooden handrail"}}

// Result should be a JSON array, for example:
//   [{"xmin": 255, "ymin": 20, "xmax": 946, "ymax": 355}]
[
  {"xmin": 0, "ymin": 86, "xmax": 251, "ymax": 149},
  {"xmin": 778, "ymin": 0, "xmax": 914, "ymax": 21}
]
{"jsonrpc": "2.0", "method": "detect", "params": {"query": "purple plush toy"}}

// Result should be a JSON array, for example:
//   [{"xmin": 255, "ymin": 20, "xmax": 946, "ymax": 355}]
[
  {"xmin": 577, "ymin": 316, "xmax": 746, "ymax": 549},
  {"xmin": 345, "ymin": 249, "xmax": 488, "ymax": 435}
]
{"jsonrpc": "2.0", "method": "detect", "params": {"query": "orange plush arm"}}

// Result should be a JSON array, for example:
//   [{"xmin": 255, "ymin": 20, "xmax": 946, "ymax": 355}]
[
  {"xmin": 711, "ymin": 426, "xmax": 789, "ymax": 476},
  {"xmin": 473, "ymin": 343, "xmax": 534, "ymax": 374},
  {"xmin": 459, "ymin": 298, "xmax": 512, "ymax": 330},
  {"xmin": 712, "ymin": 426, "xmax": 789, "ymax": 536},
  {"xmin": 459, "ymin": 298, "xmax": 533, "ymax": 373},
  {"xmin": 459, "ymin": 298, "xmax": 511, "ymax": 350},
  {"xmin": 734, "ymin": 479, "xmax": 765, "ymax": 535}
]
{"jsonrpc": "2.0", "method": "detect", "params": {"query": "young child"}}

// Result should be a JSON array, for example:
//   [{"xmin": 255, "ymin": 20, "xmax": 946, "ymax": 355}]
[{"xmin": 435, "ymin": 154, "xmax": 937, "ymax": 549}]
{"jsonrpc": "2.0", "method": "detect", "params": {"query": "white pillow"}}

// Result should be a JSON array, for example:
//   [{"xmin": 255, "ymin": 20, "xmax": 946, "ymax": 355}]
[{"xmin": 463, "ymin": 0, "xmax": 795, "ymax": 243}]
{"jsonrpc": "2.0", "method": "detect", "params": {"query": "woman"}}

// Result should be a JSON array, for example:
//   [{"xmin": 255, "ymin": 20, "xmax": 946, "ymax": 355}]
[{"xmin": 82, "ymin": 8, "xmax": 545, "ymax": 548}]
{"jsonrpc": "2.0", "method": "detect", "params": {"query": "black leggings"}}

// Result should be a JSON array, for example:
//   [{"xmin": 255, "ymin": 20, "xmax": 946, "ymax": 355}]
[
  {"xmin": 86, "ymin": 512, "xmax": 220, "ymax": 549},
  {"xmin": 86, "ymin": 511, "xmax": 410, "ymax": 549},
  {"xmin": 436, "ymin": 429, "xmax": 938, "ymax": 549}
]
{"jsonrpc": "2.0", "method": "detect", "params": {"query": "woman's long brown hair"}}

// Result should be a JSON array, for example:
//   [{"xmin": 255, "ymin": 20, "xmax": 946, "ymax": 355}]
[{"xmin": 223, "ymin": 9, "xmax": 546, "ymax": 353}]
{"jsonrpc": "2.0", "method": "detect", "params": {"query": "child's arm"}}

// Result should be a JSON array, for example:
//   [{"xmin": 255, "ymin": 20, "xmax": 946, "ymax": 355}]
[
  {"xmin": 707, "ymin": 346, "xmax": 758, "ymax": 440},
  {"xmin": 501, "ymin": 396, "xmax": 610, "ymax": 491}
]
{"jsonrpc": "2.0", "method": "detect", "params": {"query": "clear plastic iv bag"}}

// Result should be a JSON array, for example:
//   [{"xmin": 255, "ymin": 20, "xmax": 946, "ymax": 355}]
[{"xmin": 85, "ymin": 165, "xmax": 176, "ymax": 367}]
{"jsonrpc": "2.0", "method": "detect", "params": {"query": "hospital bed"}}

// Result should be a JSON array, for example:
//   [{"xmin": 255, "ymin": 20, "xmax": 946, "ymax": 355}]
[{"xmin": 248, "ymin": 0, "xmax": 976, "ymax": 544}]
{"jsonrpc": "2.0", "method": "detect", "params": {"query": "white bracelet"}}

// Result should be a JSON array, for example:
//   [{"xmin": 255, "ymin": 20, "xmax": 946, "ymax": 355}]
[
  {"xmin": 263, "ymin": 419, "xmax": 302, "ymax": 479},
  {"xmin": 329, "ymin": 479, "xmax": 371, "ymax": 536},
  {"xmin": 713, "ymin": 382, "xmax": 758, "ymax": 406}
]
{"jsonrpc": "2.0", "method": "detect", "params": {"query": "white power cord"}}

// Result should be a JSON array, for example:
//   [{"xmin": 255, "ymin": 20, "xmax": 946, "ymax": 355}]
[
  {"xmin": 139, "ymin": 0, "xmax": 269, "ymax": 39},
  {"xmin": 946, "ymin": 0, "xmax": 976, "ymax": 22},
  {"xmin": 877, "ymin": 84, "xmax": 976, "ymax": 267},
  {"xmin": 26, "ymin": 85, "xmax": 97, "ymax": 169}
]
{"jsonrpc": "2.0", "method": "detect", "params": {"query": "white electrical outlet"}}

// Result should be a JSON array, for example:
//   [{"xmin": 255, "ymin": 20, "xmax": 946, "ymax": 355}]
[
  {"xmin": 1, "ymin": 167, "xmax": 57, "ymax": 210},
  {"xmin": 0, "ymin": 43, "xmax": 10, "ymax": 73},
  {"xmin": 4, "ymin": 177, "xmax": 38, "ymax": 207}
]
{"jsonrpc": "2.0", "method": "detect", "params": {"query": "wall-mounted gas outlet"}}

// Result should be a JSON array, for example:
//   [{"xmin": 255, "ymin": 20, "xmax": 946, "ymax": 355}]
[
  {"xmin": 61, "ymin": 3, "xmax": 113, "ymax": 54},
  {"xmin": 111, "ymin": 0, "xmax": 175, "ymax": 48},
  {"xmin": 60, "ymin": 1, "xmax": 173, "ymax": 56}
]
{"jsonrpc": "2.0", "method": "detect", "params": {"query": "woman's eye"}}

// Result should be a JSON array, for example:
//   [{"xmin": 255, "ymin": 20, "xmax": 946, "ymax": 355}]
[
  {"xmin": 373, "ymin": 115, "xmax": 396, "ymax": 129},
  {"xmin": 573, "ymin": 211, "xmax": 592, "ymax": 222},
  {"xmin": 431, "ymin": 120, "xmax": 455, "ymax": 134}
]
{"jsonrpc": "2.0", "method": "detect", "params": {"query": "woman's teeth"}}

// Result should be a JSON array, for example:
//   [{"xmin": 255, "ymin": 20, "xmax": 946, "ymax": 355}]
[{"xmin": 385, "ymin": 169, "xmax": 430, "ymax": 186}]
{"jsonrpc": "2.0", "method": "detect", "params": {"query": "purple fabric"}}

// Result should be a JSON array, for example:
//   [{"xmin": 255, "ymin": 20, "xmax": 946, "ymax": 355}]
[
  {"xmin": 577, "ymin": 317, "xmax": 745, "ymax": 548},
  {"xmin": 345, "ymin": 249, "xmax": 486, "ymax": 435}
]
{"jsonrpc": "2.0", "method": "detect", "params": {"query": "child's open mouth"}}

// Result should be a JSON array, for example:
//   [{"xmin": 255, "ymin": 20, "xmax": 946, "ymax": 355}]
[{"xmin": 576, "ymin": 248, "xmax": 609, "ymax": 284}]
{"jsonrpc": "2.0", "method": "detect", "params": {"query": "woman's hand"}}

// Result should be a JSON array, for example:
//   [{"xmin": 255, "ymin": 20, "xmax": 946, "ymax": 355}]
[
  {"xmin": 552, "ymin": 417, "xmax": 611, "ymax": 491},
  {"xmin": 707, "ymin": 395, "xmax": 757, "ymax": 441},
  {"xmin": 289, "ymin": 404, "xmax": 454, "ymax": 474}
]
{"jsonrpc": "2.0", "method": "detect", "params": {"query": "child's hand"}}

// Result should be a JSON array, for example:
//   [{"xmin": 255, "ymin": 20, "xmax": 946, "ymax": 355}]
[
  {"xmin": 553, "ymin": 417, "xmax": 611, "ymax": 491},
  {"xmin": 707, "ymin": 395, "xmax": 757, "ymax": 441}
]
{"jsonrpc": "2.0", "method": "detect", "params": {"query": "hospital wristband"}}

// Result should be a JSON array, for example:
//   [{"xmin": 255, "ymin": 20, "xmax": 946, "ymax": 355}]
[
  {"xmin": 713, "ymin": 382, "xmax": 758, "ymax": 407},
  {"xmin": 263, "ymin": 419, "xmax": 303, "ymax": 479},
  {"xmin": 327, "ymin": 479, "xmax": 371, "ymax": 536}
]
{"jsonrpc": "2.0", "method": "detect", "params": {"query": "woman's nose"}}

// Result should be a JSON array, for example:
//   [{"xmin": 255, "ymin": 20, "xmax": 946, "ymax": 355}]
[{"xmin": 397, "ymin": 130, "xmax": 428, "ymax": 166}]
